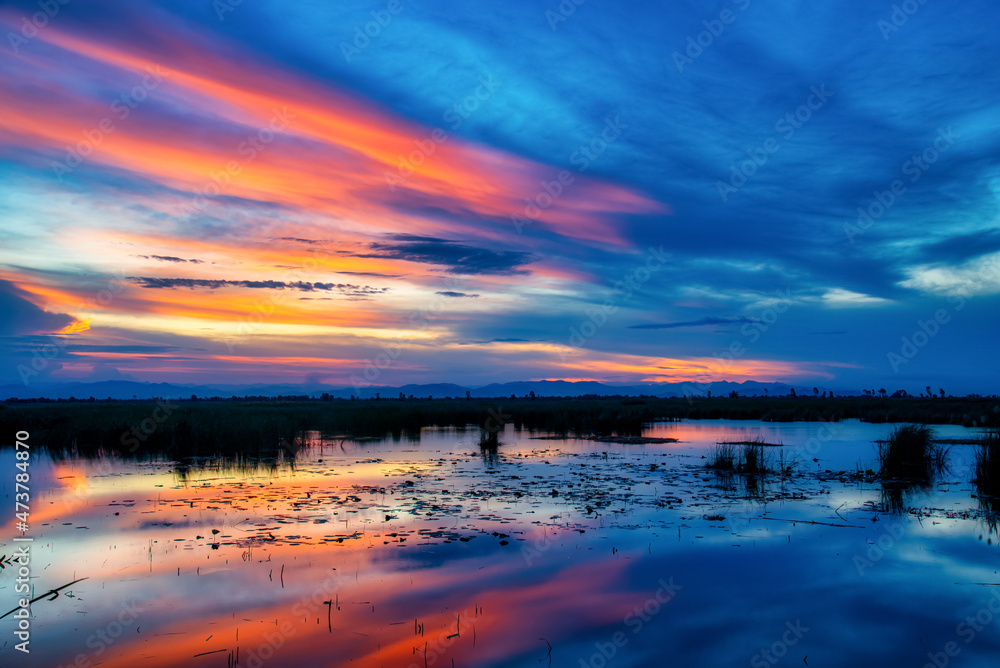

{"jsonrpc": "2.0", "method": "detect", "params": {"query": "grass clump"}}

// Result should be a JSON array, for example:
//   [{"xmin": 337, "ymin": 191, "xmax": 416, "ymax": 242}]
[
  {"xmin": 877, "ymin": 424, "xmax": 948, "ymax": 480},
  {"xmin": 706, "ymin": 442, "xmax": 770, "ymax": 475},
  {"xmin": 479, "ymin": 427, "xmax": 501, "ymax": 452},
  {"xmin": 707, "ymin": 443, "xmax": 737, "ymax": 471},
  {"xmin": 974, "ymin": 429, "xmax": 1000, "ymax": 498},
  {"xmin": 741, "ymin": 442, "xmax": 769, "ymax": 475}
]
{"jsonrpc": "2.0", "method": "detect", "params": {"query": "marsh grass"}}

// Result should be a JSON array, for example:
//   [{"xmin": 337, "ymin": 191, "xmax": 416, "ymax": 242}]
[
  {"xmin": 707, "ymin": 441, "xmax": 770, "ymax": 475},
  {"xmin": 973, "ymin": 429, "xmax": 1000, "ymax": 495},
  {"xmin": 740, "ymin": 442, "xmax": 769, "ymax": 475},
  {"xmin": 479, "ymin": 427, "xmax": 501, "ymax": 452},
  {"xmin": 707, "ymin": 443, "xmax": 737, "ymax": 471},
  {"xmin": 877, "ymin": 425, "xmax": 949, "ymax": 480},
  {"xmin": 876, "ymin": 424, "xmax": 951, "ymax": 514},
  {"xmin": 974, "ymin": 431, "xmax": 1000, "ymax": 534}
]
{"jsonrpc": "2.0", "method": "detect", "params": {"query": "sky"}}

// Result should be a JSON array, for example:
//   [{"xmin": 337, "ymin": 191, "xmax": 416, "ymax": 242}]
[{"xmin": 1, "ymin": 0, "xmax": 999, "ymax": 394}]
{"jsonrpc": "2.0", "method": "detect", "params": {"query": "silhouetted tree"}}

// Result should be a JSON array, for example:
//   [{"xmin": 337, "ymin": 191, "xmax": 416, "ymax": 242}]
[
  {"xmin": 939, "ymin": 388, "xmax": 946, "ymax": 398},
  {"xmin": 879, "ymin": 388, "xmax": 887, "ymax": 398},
  {"xmin": 813, "ymin": 387, "xmax": 819, "ymax": 397}
]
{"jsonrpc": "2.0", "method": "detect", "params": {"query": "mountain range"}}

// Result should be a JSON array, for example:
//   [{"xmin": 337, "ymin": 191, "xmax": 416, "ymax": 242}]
[{"xmin": 0, "ymin": 379, "xmax": 861, "ymax": 401}]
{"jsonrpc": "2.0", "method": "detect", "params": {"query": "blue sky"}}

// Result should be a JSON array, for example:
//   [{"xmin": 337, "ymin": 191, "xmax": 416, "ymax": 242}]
[{"xmin": 1, "ymin": 0, "xmax": 998, "ymax": 393}]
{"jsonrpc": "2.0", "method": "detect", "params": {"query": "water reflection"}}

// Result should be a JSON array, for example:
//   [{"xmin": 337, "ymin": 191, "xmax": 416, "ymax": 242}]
[{"xmin": 3, "ymin": 420, "xmax": 1000, "ymax": 667}]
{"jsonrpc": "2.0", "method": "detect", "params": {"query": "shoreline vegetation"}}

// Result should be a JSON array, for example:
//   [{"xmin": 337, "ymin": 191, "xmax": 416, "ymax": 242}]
[{"xmin": 1, "ymin": 395, "xmax": 998, "ymax": 460}]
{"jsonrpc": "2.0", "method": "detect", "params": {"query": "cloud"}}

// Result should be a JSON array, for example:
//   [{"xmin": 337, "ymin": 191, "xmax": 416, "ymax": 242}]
[
  {"xmin": 136, "ymin": 255, "xmax": 205, "ymax": 264},
  {"xmin": 898, "ymin": 253, "xmax": 1000, "ymax": 297},
  {"xmin": 629, "ymin": 316, "xmax": 756, "ymax": 330},
  {"xmin": 361, "ymin": 236, "xmax": 535, "ymax": 275},
  {"xmin": 128, "ymin": 277, "xmax": 390, "ymax": 296},
  {"xmin": 819, "ymin": 289, "xmax": 891, "ymax": 307},
  {"xmin": 436, "ymin": 291, "xmax": 480, "ymax": 298},
  {"xmin": 272, "ymin": 237, "xmax": 321, "ymax": 245},
  {"xmin": 0, "ymin": 280, "xmax": 75, "ymax": 336}
]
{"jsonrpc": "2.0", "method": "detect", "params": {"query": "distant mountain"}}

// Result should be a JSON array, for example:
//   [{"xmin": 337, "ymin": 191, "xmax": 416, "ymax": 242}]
[{"xmin": 0, "ymin": 379, "xmax": 861, "ymax": 401}]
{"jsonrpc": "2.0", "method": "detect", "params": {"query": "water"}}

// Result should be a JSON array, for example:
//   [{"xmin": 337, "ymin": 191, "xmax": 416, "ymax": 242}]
[{"xmin": 3, "ymin": 420, "xmax": 999, "ymax": 667}]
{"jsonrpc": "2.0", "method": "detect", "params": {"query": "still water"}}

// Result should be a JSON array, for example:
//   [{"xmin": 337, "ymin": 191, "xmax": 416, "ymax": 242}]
[{"xmin": 2, "ymin": 420, "xmax": 998, "ymax": 667}]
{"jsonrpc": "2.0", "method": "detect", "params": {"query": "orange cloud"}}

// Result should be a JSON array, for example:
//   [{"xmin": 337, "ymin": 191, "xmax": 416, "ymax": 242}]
[{"xmin": 0, "ymin": 18, "xmax": 665, "ymax": 252}]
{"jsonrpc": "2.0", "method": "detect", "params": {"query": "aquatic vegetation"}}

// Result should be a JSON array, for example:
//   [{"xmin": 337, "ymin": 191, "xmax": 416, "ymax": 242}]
[
  {"xmin": 3, "ymin": 395, "xmax": 999, "ymax": 460},
  {"xmin": 707, "ymin": 443, "xmax": 737, "ymax": 471},
  {"xmin": 973, "ymin": 429, "xmax": 1000, "ymax": 494},
  {"xmin": 707, "ymin": 440, "xmax": 771, "ymax": 476},
  {"xmin": 479, "ymin": 426, "xmax": 501, "ymax": 452},
  {"xmin": 875, "ymin": 424, "xmax": 950, "ymax": 514},
  {"xmin": 876, "ymin": 424, "xmax": 948, "ymax": 481},
  {"xmin": 740, "ymin": 442, "xmax": 769, "ymax": 475}
]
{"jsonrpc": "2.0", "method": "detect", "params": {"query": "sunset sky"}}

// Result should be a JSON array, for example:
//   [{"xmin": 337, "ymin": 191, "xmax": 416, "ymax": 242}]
[{"xmin": 1, "ymin": 0, "xmax": 998, "ymax": 393}]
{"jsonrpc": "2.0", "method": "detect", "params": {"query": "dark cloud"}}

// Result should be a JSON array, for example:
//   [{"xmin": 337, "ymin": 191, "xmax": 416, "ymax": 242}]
[
  {"xmin": 272, "ymin": 237, "xmax": 321, "ymax": 245},
  {"xmin": 436, "ymin": 291, "xmax": 480, "ymax": 298},
  {"xmin": 361, "ymin": 236, "xmax": 534, "ymax": 275},
  {"xmin": 336, "ymin": 271, "xmax": 402, "ymax": 278},
  {"xmin": 0, "ymin": 280, "xmax": 74, "ymax": 336},
  {"xmin": 918, "ymin": 229, "xmax": 1000, "ymax": 264},
  {"xmin": 136, "ymin": 255, "xmax": 204, "ymax": 264},
  {"xmin": 629, "ymin": 316, "xmax": 756, "ymax": 330},
  {"xmin": 128, "ymin": 277, "xmax": 389, "ymax": 296}
]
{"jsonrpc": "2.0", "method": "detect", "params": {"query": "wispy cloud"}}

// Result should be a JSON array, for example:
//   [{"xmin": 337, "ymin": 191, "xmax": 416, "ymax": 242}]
[
  {"xmin": 629, "ymin": 316, "xmax": 756, "ymax": 330},
  {"xmin": 128, "ymin": 277, "xmax": 389, "ymax": 296}
]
